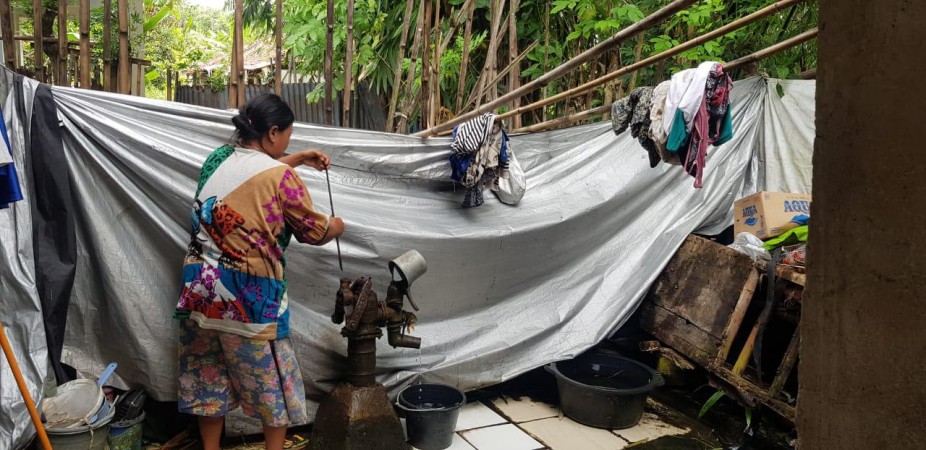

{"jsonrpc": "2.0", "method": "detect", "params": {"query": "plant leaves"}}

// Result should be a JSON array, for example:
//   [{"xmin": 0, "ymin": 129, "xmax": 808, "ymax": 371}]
[{"xmin": 699, "ymin": 390, "xmax": 726, "ymax": 419}]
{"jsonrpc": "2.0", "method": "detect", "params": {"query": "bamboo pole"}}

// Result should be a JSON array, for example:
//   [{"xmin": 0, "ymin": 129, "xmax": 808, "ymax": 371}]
[
  {"xmin": 514, "ymin": 27, "xmax": 819, "ymax": 134},
  {"xmin": 0, "ymin": 0, "xmax": 13, "ymax": 69},
  {"xmin": 343, "ymin": 0, "xmax": 355, "ymax": 127},
  {"xmin": 455, "ymin": 0, "xmax": 475, "ymax": 114},
  {"xmin": 229, "ymin": 29, "xmax": 238, "ymax": 107},
  {"xmin": 33, "ymin": 0, "xmax": 44, "ymax": 82},
  {"xmin": 166, "ymin": 69, "xmax": 172, "ymax": 101},
  {"xmin": 430, "ymin": 0, "xmax": 440, "ymax": 127},
  {"xmin": 496, "ymin": 0, "xmax": 810, "ymax": 122},
  {"xmin": 437, "ymin": 0, "xmax": 473, "ymax": 56},
  {"xmin": 101, "ymin": 0, "xmax": 111, "ymax": 90},
  {"xmin": 274, "ymin": 0, "xmax": 283, "ymax": 96},
  {"xmin": 508, "ymin": 0, "xmax": 521, "ymax": 128},
  {"xmin": 541, "ymin": 0, "xmax": 550, "ymax": 122},
  {"xmin": 234, "ymin": 0, "xmax": 245, "ymax": 107},
  {"xmin": 324, "ymin": 0, "xmax": 334, "ymax": 124},
  {"xmin": 461, "ymin": 40, "xmax": 537, "ymax": 113},
  {"xmin": 415, "ymin": 0, "xmax": 696, "ymax": 136},
  {"xmin": 0, "ymin": 323, "xmax": 52, "ymax": 450},
  {"xmin": 387, "ymin": 0, "xmax": 416, "ymax": 132},
  {"xmin": 57, "ymin": 0, "xmax": 67, "ymax": 85},
  {"xmin": 80, "ymin": 0, "xmax": 94, "ymax": 88},
  {"xmin": 117, "ymin": 0, "xmax": 130, "ymax": 94},
  {"xmin": 475, "ymin": 0, "xmax": 505, "ymax": 108},
  {"xmin": 511, "ymin": 104, "xmax": 610, "ymax": 134},
  {"xmin": 397, "ymin": 0, "xmax": 426, "ymax": 133},
  {"xmin": 420, "ymin": 0, "xmax": 432, "ymax": 128},
  {"xmin": 725, "ymin": 28, "xmax": 818, "ymax": 70}
]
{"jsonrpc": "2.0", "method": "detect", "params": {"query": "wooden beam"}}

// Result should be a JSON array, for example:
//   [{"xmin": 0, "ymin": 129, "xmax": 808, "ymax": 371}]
[
  {"xmin": 719, "ymin": 269, "xmax": 761, "ymax": 361},
  {"xmin": 117, "ymin": 0, "xmax": 130, "ymax": 94},
  {"xmin": 496, "ymin": 0, "xmax": 811, "ymax": 122},
  {"xmin": 0, "ymin": 0, "xmax": 14, "ymax": 69},
  {"xmin": 57, "ymin": 0, "xmax": 68, "ymax": 85},
  {"xmin": 414, "ymin": 0, "xmax": 697, "ymax": 136},
  {"xmin": 33, "ymin": 0, "xmax": 44, "ymax": 82},
  {"xmin": 343, "ymin": 0, "xmax": 355, "ymax": 127},
  {"xmin": 386, "ymin": 0, "xmax": 416, "ymax": 132},
  {"xmin": 769, "ymin": 325, "xmax": 800, "ymax": 398},
  {"xmin": 80, "ymin": 0, "xmax": 93, "ymax": 88},
  {"xmin": 324, "ymin": 0, "xmax": 334, "ymax": 125},
  {"xmin": 274, "ymin": 0, "xmax": 283, "ymax": 96}
]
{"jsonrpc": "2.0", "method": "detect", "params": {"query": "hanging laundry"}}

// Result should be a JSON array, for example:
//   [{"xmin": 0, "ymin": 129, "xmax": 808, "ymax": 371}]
[
  {"xmin": 611, "ymin": 87, "xmax": 660, "ymax": 168},
  {"xmin": 664, "ymin": 61, "xmax": 716, "ymax": 141},
  {"xmin": 450, "ymin": 113, "xmax": 512, "ymax": 208},
  {"xmin": 648, "ymin": 80, "xmax": 680, "ymax": 165},
  {"xmin": 0, "ymin": 105, "xmax": 23, "ymax": 209}
]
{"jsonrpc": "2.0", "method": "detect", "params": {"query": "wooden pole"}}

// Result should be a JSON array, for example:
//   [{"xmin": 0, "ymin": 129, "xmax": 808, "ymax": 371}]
[
  {"xmin": 343, "ymin": 0, "xmax": 355, "ymax": 127},
  {"xmin": 0, "ymin": 324, "xmax": 53, "ymax": 450},
  {"xmin": 455, "ymin": 0, "xmax": 475, "ymax": 114},
  {"xmin": 397, "ymin": 0, "xmax": 426, "ymax": 133},
  {"xmin": 324, "ymin": 0, "xmax": 334, "ymax": 125},
  {"xmin": 102, "ymin": 0, "xmax": 112, "ymax": 91},
  {"xmin": 496, "ymin": 0, "xmax": 810, "ymax": 122},
  {"xmin": 415, "ymin": 0, "xmax": 696, "ymax": 136},
  {"xmin": 386, "ymin": 0, "xmax": 416, "ymax": 132},
  {"xmin": 229, "ymin": 29, "xmax": 238, "ymax": 107},
  {"xmin": 80, "ymin": 0, "xmax": 94, "ymax": 88},
  {"xmin": 33, "ymin": 0, "xmax": 44, "ymax": 82},
  {"xmin": 541, "ymin": 0, "xmax": 549, "ymax": 122},
  {"xmin": 0, "ymin": 0, "xmax": 14, "ymax": 69},
  {"xmin": 430, "ymin": 0, "xmax": 440, "ymax": 127},
  {"xmin": 166, "ymin": 69, "xmax": 172, "ymax": 101},
  {"xmin": 234, "ymin": 0, "xmax": 245, "ymax": 107},
  {"xmin": 514, "ymin": 26, "xmax": 819, "ymax": 134},
  {"xmin": 800, "ymin": 67, "xmax": 816, "ymax": 79},
  {"xmin": 274, "ymin": 0, "xmax": 283, "ymax": 96},
  {"xmin": 508, "ymin": 0, "xmax": 521, "ymax": 128},
  {"xmin": 117, "ymin": 0, "xmax": 130, "ymax": 94},
  {"xmin": 57, "ymin": 0, "xmax": 67, "ymax": 85},
  {"xmin": 511, "ymin": 104, "xmax": 610, "ymax": 134}
]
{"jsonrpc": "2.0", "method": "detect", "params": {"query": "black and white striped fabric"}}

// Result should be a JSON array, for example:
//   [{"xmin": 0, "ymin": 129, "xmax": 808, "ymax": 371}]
[{"xmin": 450, "ymin": 113, "xmax": 495, "ymax": 155}]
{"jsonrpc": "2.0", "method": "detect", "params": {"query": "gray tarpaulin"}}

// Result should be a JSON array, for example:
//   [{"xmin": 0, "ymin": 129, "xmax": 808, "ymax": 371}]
[{"xmin": 0, "ymin": 75, "xmax": 813, "ymax": 446}]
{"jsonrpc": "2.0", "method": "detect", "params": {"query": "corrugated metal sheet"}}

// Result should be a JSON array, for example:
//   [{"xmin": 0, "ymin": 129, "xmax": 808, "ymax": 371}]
[{"xmin": 174, "ymin": 83, "xmax": 386, "ymax": 131}]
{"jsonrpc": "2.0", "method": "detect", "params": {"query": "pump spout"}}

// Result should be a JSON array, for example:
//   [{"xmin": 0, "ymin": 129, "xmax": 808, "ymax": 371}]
[{"xmin": 387, "ymin": 324, "xmax": 421, "ymax": 349}]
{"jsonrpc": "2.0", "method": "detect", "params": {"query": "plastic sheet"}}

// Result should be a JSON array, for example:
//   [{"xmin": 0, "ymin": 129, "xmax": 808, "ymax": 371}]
[{"xmin": 0, "ymin": 76, "xmax": 814, "ymax": 443}]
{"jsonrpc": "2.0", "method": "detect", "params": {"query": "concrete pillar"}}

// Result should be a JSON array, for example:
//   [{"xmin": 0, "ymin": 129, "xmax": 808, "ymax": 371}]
[{"xmin": 800, "ymin": 1, "xmax": 926, "ymax": 448}]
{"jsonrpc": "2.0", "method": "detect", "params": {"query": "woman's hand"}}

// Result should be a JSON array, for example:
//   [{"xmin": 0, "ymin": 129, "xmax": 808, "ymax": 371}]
[
  {"xmin": 280, "ymin": 150, "xmax": 331, "ymax": 170},
  {"xmin": 300, "ymin": 150, "xmax": 331, "ymax": 171}
]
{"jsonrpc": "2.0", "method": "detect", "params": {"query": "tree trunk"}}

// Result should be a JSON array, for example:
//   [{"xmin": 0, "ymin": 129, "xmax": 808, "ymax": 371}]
[
  {"xmin": 455, "ymin": 0, "xmax": 475, "ymax": 114},
  {"xmin": 0, "ymin": 0, "xmax": 14, "ymax": 70},
  {"xmin": 343, "ymin": 0, "xmax": 355, "ymax": 127},
  {"xmin": 81, "ymin": 0, "xmax": 93, "ymax": 88},
  {"xmin": 101, "ymin": 0, "xmax": 111, "ymax": 90},
  {"xmin": 274, "ymin": 0, "xmax": 283, "ymax": 96},
  {"xmin": 386, "ymin": 0, "xmax": 415, "ymax": 132},
  {"xmin": 231, "ymin": 0, "xmax": 245, "ymax": 107},
  {"xmin": 33, "ymin": 0, "xmax": 44, "ymax": 82},
  {"xmin": 324, "ymin": 0, "xmax": 335, "ymax": 124},
  {"xmin": 117, "ymin": 0, "xmax": 130, "ymax": 94},
  {"xmin": 398, "ymin": 0, "xmax": 426, "ymax": 133},
  {"xmin": 627, "ymin": 36, "xmax": 645, "ymax": 91},
  {"xmin": 508, "ymin": 0, "xmax": 520, "ymax": 128}
]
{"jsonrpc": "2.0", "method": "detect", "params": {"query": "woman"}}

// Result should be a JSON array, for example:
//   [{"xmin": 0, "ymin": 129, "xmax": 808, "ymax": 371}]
[{"xmin": 174, "ymin": 94, "xmax": 345, "ymax": 450}]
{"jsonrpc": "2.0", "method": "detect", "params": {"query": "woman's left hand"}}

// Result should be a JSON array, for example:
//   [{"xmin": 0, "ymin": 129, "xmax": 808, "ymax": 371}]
[{"xmin": 298, "ymin": 150, "xmax": 331, "ymax": 171}]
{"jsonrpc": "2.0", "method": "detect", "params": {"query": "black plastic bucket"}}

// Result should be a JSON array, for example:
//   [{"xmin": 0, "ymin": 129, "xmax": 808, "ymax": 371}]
[
  {"xmin": 396, "ymin": 383, "xmax": 466, "ymax": 450},
  {"xmin": 546, "ymin": 353, "xmax": 664, "ymax": 429}
]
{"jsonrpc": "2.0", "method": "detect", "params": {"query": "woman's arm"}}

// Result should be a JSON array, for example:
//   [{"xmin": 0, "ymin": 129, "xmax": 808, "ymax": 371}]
[
  {"xmin": 279, "ymin": 150, "xmax": 331, "ymax": 170},
  {"xmin": 316, "ymin": 216, "xmax": 345, "ymax": 246}
]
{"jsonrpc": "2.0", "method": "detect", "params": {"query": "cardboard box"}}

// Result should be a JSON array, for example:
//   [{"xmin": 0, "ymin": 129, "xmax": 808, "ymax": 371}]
[{"xmin": 734, "ymin": 191, "xmax": 811, "ymax": 240}]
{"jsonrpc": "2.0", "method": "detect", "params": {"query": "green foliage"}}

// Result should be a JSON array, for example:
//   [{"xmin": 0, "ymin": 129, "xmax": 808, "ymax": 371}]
[{"xmin": 699, "ymin": 390, "xmax": 726, "ymax": 419}]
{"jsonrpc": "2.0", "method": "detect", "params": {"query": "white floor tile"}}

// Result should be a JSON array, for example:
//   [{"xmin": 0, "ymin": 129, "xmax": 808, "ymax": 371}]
[
  {"xmin": 612, "ymin": 413, "xmax": 690, "ymax": 444},
  {"xmin": 455, "ymin": 401, "xmax": 509, "ymax": 431},
  {"xmin": 460, "ymin": 424, "xmax": 544, "ymax": 450},
  {"xmin": 412, "ymin": 433, "xmax": 476, "ymax": 450},
  {"xmin": 520, "ymin": 417, "xmax": 629, "ymax": 450},
  {"xmin": 491, "ymin": 396, "xmax": 560, "ymax": 423}
]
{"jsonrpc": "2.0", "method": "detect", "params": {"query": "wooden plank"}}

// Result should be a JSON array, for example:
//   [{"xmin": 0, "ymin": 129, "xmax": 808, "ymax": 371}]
[
  {"xmin": 718, "ymin": 268, "xmax": 761, "ymax": 361},
  {"xmin": 0, "ymin": 0, "xmax": 14, "ymax": 69},
  {"xmin": 646, "ymin": 236, "xmax": 756, "ymax": 339},
  {"xmin": 710, "ymin": 365, "xmax": 796, "ymax": 423},
  {"xmin": 639, "ymin": 303, "xmax": 719, "ymax": 366},
  {"xmin": 756, "ymin": 259, "xmax": 806, "ymax": 287},
  {"xmin": 769, "ymin": 325, "xmax": 800, "ymax": 398}
]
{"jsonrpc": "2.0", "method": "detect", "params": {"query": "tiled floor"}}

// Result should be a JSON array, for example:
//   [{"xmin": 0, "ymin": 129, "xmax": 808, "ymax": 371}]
[{"xmin": 411, "ymin": 395, "xmax": 691, "ymax": 450}]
